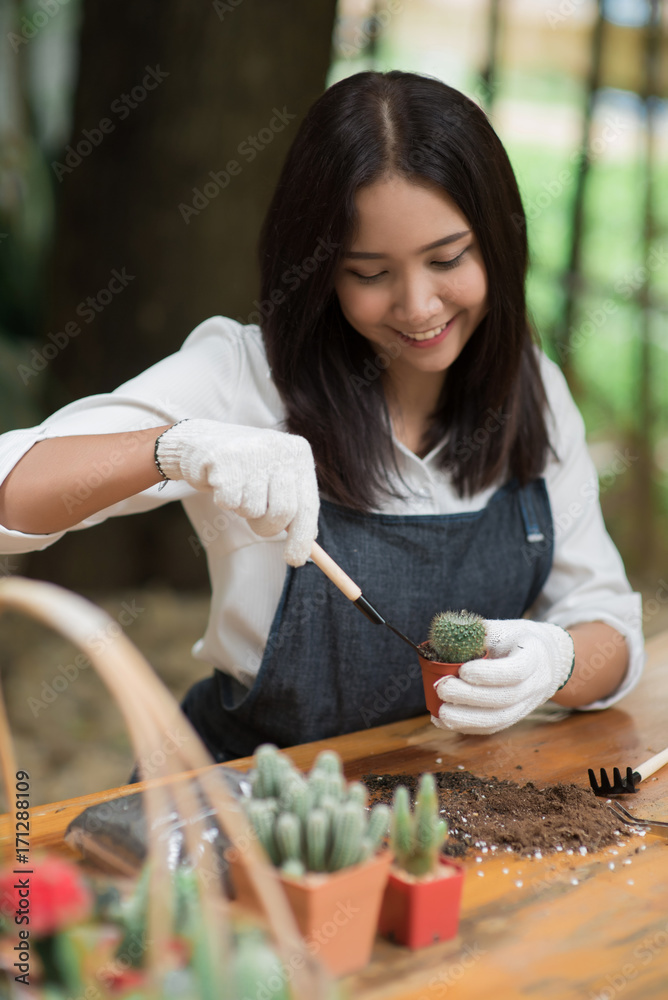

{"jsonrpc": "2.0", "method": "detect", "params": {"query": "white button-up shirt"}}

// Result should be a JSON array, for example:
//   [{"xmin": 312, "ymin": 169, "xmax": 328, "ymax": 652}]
[{"xmin": 0, "ymin": 316, "xmax": 644, "ymax": 707}]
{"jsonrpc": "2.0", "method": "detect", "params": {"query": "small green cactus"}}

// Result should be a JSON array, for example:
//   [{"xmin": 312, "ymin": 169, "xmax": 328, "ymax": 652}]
[
  {"xmin": 233, "ymin": 926, "xmax": 293, "ymax": 1000},
  {"xmin": 246, "ymin": 744, "xmax": 390, "ymax": 874},
  {"xmin": 275, "ymin": 812, "xmax": 302, "ymax": 868},
  {"xmin": 305, "ymin": 808, "xmax": 329, "ymax": 872},
  {"xmin": 427, "ymin": 609, "xmax": 486, "ymax": 664},
  {"xmin": 246, "ymin": 799, "xmax": 280, "ymax": 866},
  {"xmin": 390, "ymin": 773, "xmax": 448, "ymax": 877}
]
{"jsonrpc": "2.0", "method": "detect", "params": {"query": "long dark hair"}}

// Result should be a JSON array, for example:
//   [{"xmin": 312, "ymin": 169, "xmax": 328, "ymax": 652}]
[{"xmin": 258, "ymin": 70, "xmax": 551, "ymax": 509}]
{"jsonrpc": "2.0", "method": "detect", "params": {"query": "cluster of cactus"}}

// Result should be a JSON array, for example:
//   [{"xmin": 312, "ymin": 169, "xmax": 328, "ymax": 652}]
[
  {"xmin": 245, "ymin": 744, "xmax": 391, "ymax": 877},
  {"xmin": 390, "ymin": 773, "xmax": 448, "ymax": 877},
  {"xmin": 427, "ymin": 609, "xmax": 487, "ymax": 664},
  {"xmin": 109, "ymin": 864, "xmax": 313, "ymax": 1000}
]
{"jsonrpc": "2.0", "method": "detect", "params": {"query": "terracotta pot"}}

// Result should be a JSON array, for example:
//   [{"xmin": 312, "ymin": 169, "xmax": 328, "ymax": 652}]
[
  {"xmin": 229, "ymin": 849, "xmax": 393, "ymax": 977},
  {"xmin": 418, "ymin": 643, "xmax": 488, "ymax": 716},
  {"xmin": 378, "ymin": 857, "xmax": 465, "ymax": 950}
]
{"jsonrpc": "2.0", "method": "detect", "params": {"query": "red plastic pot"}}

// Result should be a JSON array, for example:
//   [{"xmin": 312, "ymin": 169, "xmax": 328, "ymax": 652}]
[
  {"xmin": 418, "ymin": 643, "xmax": 488, "ymax": 716},
  {"xmin": 378, "ymin": 857, "xmax": 465, "ymax": 950}
]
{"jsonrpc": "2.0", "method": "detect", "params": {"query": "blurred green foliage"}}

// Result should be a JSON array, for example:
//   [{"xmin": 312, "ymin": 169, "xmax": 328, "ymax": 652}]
[
  {"xmin": 0, "ymin": 135, "xmax": 54, "ymax": 432},
  {"xmin": 2, "ymin": 14, "xmax": 666, "ymax": 574}
]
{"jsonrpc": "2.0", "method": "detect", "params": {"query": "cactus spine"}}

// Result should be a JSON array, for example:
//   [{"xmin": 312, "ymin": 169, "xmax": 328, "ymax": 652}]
[
  {"xmin": 428, "ymin": 609, "xmax": 486, "ymax": 664},
  {"xmin": 390, "ymin": 773, "xmax": 448, "ymax": 877},
  {"xmin": 246, "ymin": 744, "xmax": 390, "ymax": 875}
]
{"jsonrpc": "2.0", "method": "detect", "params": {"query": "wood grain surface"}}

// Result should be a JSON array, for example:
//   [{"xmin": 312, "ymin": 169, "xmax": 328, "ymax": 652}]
[{"xmin": 2, "ymin": 631, "xmax": 668, "ymax": 999}]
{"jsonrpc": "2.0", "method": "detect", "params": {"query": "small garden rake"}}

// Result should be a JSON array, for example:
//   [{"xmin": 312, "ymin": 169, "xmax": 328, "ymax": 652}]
[{"xmin": 588, "ymin": 745, "xmax": 668, "ymax": 796}]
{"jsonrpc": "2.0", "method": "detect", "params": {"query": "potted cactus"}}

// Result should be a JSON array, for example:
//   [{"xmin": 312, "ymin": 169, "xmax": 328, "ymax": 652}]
[
  {"xmin": 378, "ymin": 773, "xmax": 465, "ymax": 950},
  {"xmin": 418, "ymin": 609, "xmax": 488, "ymax": 716},
  {"xmin": 228, "ymin": 744, "xmax": 392, "ymax": 977}
]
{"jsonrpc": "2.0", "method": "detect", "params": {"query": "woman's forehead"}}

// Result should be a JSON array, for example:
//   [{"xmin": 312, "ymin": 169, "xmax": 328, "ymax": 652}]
[{"xmin": 348, "ymin": 177, "xmax": 471, "ymax": 255}]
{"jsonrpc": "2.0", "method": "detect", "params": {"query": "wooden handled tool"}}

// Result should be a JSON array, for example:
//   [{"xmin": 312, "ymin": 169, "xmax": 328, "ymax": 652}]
[
  {"xmin": 588, "ymin": 745, "xmax": 668, "ymax": 796},
  {"xmin": 309, "ymin": 541, "xmax": 422, "ymax": 654}
]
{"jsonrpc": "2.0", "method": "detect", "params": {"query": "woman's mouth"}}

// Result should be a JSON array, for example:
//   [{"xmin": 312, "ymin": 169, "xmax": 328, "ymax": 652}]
[{"xmin": 394, "ymin": 315, "xmax": 458, "ymax": 348}]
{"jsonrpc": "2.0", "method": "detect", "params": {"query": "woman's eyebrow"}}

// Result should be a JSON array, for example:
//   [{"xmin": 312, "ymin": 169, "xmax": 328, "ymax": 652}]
[{"xmin": 344, "ymin": 230, "xmax": 471, "ymax": 260}]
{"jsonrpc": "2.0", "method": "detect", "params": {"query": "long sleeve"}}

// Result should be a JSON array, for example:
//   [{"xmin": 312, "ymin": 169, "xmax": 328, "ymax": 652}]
[
  {"xmin": 529, "ymin": 354, "xmax": 644, "ymax": 709},
  {"xmin": 0, "ymin": 315, "xmax": 267, "ymax": 553}
]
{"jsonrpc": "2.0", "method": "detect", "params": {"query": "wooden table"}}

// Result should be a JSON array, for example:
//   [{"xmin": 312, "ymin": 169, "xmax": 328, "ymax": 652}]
[{"xmin": 3, "ymin": 630, "xmax": 668, "ymax": 999}]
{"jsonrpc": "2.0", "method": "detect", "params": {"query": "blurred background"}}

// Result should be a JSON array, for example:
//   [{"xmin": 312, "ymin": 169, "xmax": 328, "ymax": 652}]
[{"xmin": 0, "ymin": 0, "xmax": 666, "ymax": 802}]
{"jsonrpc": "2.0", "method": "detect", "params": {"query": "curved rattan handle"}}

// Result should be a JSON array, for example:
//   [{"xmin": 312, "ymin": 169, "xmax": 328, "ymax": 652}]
[{"xmin": 0, "ymin": 576, "xmax": 325, "ymax": 998}]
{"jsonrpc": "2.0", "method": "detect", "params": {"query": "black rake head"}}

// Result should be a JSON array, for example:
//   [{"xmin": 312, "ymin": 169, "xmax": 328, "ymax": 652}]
[{"xmin": 588, "ymin": 766, "xmax": 641, "ymax": 796}]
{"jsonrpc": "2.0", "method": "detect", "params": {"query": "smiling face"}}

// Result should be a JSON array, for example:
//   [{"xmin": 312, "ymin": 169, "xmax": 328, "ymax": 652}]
[{"xmin": 334, "ymin": 175, "xmax": 489, "ymax": 391}]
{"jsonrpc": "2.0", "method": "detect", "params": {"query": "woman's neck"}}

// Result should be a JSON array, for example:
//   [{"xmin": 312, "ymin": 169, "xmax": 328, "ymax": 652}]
[{"xmin": 383, "ymin": 369, "xmax": 446, "ymax": 457}]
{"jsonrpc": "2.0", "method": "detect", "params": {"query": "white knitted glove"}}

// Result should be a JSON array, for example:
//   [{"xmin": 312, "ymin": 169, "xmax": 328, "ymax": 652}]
[
  {"xmin": 155, "ymin": 419, "xmax": 319, "ymax": 566},
  {"xmin": 430, "ymin": 619, "xmax": 575, "ymax": 735}
]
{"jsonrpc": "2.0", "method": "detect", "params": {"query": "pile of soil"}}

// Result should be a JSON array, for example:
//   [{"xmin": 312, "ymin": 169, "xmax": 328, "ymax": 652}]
[
  {"xmin": 363, "ymin": 771, "xmax": 623, "ymax": 858},
  {"xmin": 416, "ymin": 641, "xmax": 445, "ymax": 662}
]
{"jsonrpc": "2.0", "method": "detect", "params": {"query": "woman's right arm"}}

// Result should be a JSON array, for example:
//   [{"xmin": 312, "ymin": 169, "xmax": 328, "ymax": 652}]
[
  {"xmin": 0, "ymin": 426, "xmax": 171, "ymax": 534},
  {"xmin": 0, "ymin": 418, "xmax": 321, "ymax": 567}
]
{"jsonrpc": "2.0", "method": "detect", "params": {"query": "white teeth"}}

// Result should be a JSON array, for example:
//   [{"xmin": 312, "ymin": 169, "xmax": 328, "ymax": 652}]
[{"xmin": 401, "ymin": 322, "xmax": 447, "ymax": 342}]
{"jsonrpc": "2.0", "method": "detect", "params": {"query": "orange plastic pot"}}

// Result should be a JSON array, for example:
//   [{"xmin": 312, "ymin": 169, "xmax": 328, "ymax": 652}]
[
  {"xmin": 378, "ymin": 857, "xmax": 465, "ymax": 950},
  {"xmin": 418, "ymin": 643, "xmax": 488, "ymax": 716},
  {"xmin": 228, "ymin": 849, "xmax": 393, "ymax": 977}
]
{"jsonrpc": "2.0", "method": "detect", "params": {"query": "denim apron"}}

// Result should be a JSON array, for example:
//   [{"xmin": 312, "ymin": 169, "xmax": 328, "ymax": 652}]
[{"xmin": 181, "ymin": 478, "xmax": 553, "ymax": 762}]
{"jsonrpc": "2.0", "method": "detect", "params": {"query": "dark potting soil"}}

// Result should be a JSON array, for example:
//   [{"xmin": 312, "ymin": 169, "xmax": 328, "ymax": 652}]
[
  {"xmin": 416, "ymin": 641, "xmax": 443, "ymax": 662},
  {"xmin": 362, "ymin": 771, "xmax": 623, "ymax": 858}
]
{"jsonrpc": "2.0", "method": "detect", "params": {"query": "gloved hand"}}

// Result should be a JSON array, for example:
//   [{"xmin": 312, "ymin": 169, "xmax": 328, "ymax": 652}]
[
  {"xmin": 430, "ymin": 619, "xmax": 575, "ymax": 735},
  {"xmin": 155, "ymin": 419, "xmax": 319, "ymax": 566}
]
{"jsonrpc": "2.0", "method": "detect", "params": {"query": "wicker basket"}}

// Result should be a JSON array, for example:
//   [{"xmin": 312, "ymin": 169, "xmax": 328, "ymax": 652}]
[{"xmin": 0, "ymin": 576, "xmax": 331, "ymax": 999}]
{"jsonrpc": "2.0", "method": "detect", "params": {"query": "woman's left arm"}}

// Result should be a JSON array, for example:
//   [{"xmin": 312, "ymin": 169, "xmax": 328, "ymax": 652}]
[
  {"xmin": 525, "ymin": 354, "xmax": 644, "ymax": 711},
  {"xmin": 431, "ymin": 355, "xmax": 644, "ymax": 736},
  {"xmin": 553, "ymin": 621, "xmax": 629, "ymax": 708}
]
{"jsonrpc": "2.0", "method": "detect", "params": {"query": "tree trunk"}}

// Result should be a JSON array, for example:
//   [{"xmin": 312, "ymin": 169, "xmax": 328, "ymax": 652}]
[{"xmin": 26, "ymin": 0, "xmax": 337, "ymax": 590}]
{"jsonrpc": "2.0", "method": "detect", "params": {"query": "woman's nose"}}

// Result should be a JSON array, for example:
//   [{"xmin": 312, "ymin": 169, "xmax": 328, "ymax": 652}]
[{"xmin": 392, "ymin": 274, "xmax": 444, "ymax": 328}]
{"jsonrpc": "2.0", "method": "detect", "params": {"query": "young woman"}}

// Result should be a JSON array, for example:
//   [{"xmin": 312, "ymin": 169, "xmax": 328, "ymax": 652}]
[{"xmin": 0, "ymin": 71, "xmax": 642, "ymax": 763}]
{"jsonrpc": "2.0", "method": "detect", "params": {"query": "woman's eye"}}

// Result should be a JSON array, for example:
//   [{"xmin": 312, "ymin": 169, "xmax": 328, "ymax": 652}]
[
  {"xmin": 352, "ymin": 271, "xmax": 385, "ymax": 284},
  {"xmin": 349, "ymin": 246, "xmax": 470, "ymax": 283},
  {"xmin": 432, "ymin": 248, "xmax": 468, "ymax": 270}
]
